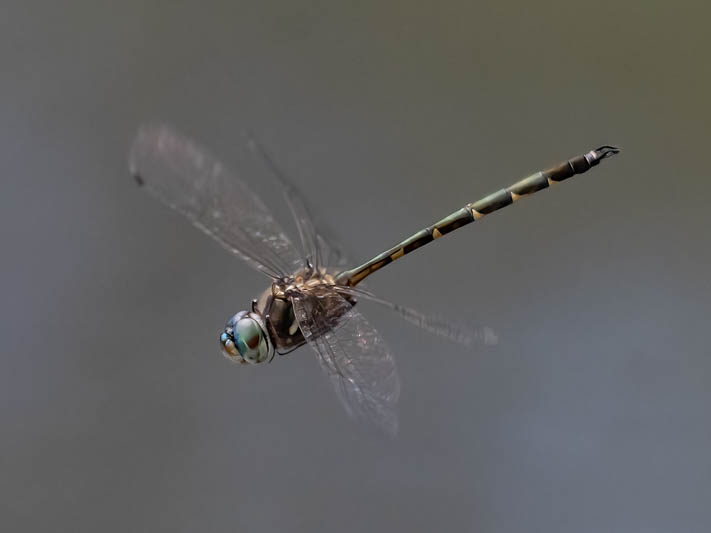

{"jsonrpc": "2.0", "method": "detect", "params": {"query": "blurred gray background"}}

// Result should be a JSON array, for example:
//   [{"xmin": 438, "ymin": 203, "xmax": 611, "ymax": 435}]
[{"xmin": 2, "ymin": 1, "xmax": 710, "ymax": 531}]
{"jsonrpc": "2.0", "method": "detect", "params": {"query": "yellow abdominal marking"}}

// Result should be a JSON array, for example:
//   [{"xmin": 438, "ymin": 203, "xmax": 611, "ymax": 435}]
[
  {"xmin": 471, "ymin": 209, "xmax": 485, "ymax": 220},
  {"xmin": 546, "ymin": 177, "xmax": 558, "ymax": 186},
  {"xmin": 391, "ymin": 248, "xmax": 405, "ymax": 259},
  {"xmin": 432, "ymin": 228, "xmax": 442, "ymax": 239},
  {"xmin": 349, "ymin": 269, "xmax": 369, "ymax": 285},
  {"xmin": 510, "ymin": 192, "xmax": 523, "ymax": 202}
]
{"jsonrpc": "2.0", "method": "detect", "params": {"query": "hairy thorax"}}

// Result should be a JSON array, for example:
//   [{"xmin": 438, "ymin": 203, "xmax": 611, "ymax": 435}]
[{"xmin": 254, "ymin": 269, "xmax": 342, "ymax": 354}]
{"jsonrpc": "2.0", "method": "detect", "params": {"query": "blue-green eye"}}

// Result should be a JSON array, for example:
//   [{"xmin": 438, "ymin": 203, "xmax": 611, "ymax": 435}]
[
  {"xmin": 220, "ymin": 312, "xmax": 270, "ymax": 364},
  {"xmin": 234, "ymin": 317, "xmax": 269, "ymax": 363}
]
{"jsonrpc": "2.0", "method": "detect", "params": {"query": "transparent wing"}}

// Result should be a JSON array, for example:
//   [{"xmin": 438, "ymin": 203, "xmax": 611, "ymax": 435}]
[
  {"xmin": 333, "ymin": 285, "xmax": 498, "ymax": 346},
  {"xmin": 129, "ymin": 124, "xmax": 304, "ymax": 279},
  {"xmin": 291, "ymin": 287, "xmax": 400, "ymax": 436},
  {"xmin": 246, "ymin": 134, "xmax": 350, "ymax": 269}
]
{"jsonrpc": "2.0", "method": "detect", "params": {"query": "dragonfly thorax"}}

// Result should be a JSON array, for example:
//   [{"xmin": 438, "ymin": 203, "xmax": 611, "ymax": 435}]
[{"xmin": 270, "ymin": 269, "xmax": 338, "ymax": 299}]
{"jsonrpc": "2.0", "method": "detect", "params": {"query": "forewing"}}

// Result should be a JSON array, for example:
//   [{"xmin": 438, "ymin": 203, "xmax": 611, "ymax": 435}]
[
  {"xmin": 291, "ymin": 288, "xmax": 400, "ymax": 436},
  {"xmin": 129, "ymin": 124, "xmax": 304, "ymax": 278}
]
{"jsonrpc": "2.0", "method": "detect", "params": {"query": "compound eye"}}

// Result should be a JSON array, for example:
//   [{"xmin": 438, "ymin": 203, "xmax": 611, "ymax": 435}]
[{"xmin": 235, "ymin": 317, "xmax": 269, "ymax": 364}]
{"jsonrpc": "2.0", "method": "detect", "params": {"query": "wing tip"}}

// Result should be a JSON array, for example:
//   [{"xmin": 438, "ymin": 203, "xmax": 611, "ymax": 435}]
[
  {"xmin": 132, "ymin": 172, "xmax": 145, "ymax": 187},
  {"xmin": 128, "ymin": 122, "xmax": 170, "ymax": 187}
]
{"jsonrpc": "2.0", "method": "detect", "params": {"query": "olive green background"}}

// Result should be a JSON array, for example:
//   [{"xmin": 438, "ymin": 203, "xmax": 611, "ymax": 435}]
[{"xmin": 2, "ymin": 1, "xmax": 710, "ymax": 531}]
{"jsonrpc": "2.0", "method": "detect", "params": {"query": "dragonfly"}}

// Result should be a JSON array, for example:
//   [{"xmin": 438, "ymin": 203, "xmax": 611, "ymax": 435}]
[{"xmin": 129, "ymin": 124, "xmax": 619, "ymax": 435}]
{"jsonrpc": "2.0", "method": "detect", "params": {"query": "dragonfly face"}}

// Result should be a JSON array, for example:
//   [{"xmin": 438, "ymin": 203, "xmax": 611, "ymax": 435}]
[{"xmin": 220, "ymin": 310, "xmax": 273, "ymax": 364}]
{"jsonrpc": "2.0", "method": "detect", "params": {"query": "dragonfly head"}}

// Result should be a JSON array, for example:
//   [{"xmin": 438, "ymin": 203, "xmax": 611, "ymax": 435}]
[{"xmin": 220, "ymin": 310, "xmax": 273, "ymax": 364}]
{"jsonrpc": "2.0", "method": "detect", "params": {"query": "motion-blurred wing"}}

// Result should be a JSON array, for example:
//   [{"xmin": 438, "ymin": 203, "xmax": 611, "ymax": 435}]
[
  {"xmin": 246, "ymin": 134, "xmax": 350, "ymax": 269},
  {"xmin": 333, "ymin": 285, "xmax": 498, "ymax": 346},
  {"xmin": 291, "ymin": 288, "xmax": 400, "ymax": 435},
  {"xmin": 129, "ymin": 124, "xmax": 303, "ymax": 278}
]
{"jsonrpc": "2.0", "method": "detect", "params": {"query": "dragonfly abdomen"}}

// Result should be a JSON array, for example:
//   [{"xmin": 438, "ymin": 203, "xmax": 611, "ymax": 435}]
[{"xmin": 338, "ymin": 146, "xmax": 619, "ymax": 286}]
